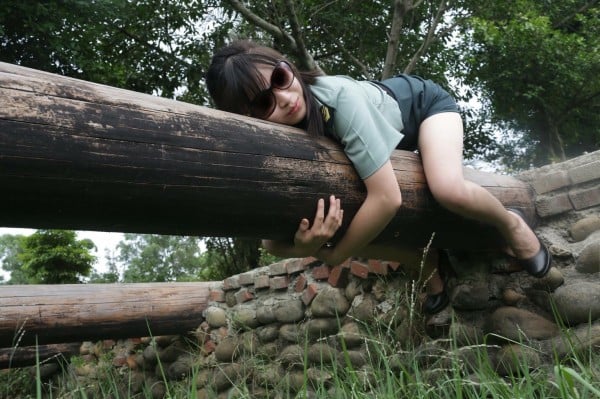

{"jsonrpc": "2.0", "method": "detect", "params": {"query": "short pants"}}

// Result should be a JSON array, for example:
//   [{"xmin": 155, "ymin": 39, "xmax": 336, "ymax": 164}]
[{"xmin": 378, "ymin": 74, "xmax": 459, "ymax": 151}]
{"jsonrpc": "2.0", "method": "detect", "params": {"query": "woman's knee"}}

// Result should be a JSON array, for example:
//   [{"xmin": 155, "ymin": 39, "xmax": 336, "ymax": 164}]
[{"xmin": 429, "ymin": 179, "xmax": 471, "ymax": 211}]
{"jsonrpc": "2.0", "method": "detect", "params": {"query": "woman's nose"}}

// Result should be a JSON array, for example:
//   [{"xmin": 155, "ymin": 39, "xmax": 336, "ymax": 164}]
[{"xmin": 273, "ymin": 89, "xmax": 292, "ymax": 107}]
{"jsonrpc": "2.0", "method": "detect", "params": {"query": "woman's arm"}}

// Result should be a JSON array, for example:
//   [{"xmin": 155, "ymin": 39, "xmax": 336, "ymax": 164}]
[
  {"xmin": 316, "ymin": 161, "xmax": 401, "ymax": 265},
  {"xmin": 262, "ymin": 195, "xmax": 343, "ymax": 258}
]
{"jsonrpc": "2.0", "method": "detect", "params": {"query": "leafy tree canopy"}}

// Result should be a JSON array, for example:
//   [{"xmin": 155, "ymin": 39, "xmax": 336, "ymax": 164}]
[
  {"xmin": 0, "ymin": 233, "xmax": 27, "ymax": 284},
  {"xmin": 463, "ymin": 0, "xmax": 599, "ymax": 166},
  {"xmin": 117, "ymin": 234, "xmax": 204, "ymax": 282},
  {"xmin": 0, "ymin": 230, "xmax": 96, "ymax": 284}
]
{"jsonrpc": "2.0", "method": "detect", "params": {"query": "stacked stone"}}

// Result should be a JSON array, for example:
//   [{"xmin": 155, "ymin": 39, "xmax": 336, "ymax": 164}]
[
  {"xmin": 71, "ymin": 335, "xmax": 194, "ymax": 398},
  {"xmin": 518, "ymin": 150, "xmax": 600, "ymax": 218},
  {"xmin": 195, "ymin": 257, "xmax": 425, "ymax": 398}
]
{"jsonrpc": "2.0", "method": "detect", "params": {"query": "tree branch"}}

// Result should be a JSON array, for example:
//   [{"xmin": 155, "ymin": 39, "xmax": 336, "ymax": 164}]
[
  {"xmin": 382, "ymin": 0, "xmax": 409, "ymax": 79},
  {"xmin": 403, "ymin": 0, "xmax": 451, "ymax": 74},
  {"xmin": 320, "ymin": 26, "xmax": 371, "ymax": 79},
  {"xmin": 225, "ymin": 0, "xmax": 296, "ymax": 48},
  {"xmin": 283, "ymin": 0, "xmax": 321, "ymax": 71},
  {"xmin": 553, "ymin": 0, "xmax": 598, "ymax": 29}
]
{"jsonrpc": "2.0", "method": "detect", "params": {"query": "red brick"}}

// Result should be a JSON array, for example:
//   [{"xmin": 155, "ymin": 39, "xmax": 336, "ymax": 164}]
[
  {"xmin": 238, "ymin": 272, "xmax": 255, "ymax": 286},
  {"xmin": 235, "ymin": 289, "xmax": 254, "ymax": 304},
  {"xmin": 295, "ymin": 274, "xmax": 308, "ymax": 292},
  {"xmin": 269, "ymin": 261, "xmax": 288, "ymax": 276},
  {"xmin": 328, "ymin": 265, "xmax": 350, "ymax": 287},
  {"xmin": 203, "ymin": 340, "xmax": 216, "ymax": 354},
  {"xmin": 223, "ymin": 276, "xmax": 240, "ymax": 291},
  {"xmin": 536, "ymin": 193, "xmax": 573, "ymax": 217},
  {"xmin": 368, "ymin": 260, "xmax": 388, "ymax": 275},
  {"xmin": 312, "ymin": 265, "xmax": 331, "ymax": 280},
  {"xmin": 286, "ymin": 259, "xmax": 307, "ymax": 274},
  {"xmin": 530, "ymin": 170, "xmax": 570, "ymax": 194},
  {"xmin": 126, "ymin": 354, "xmax": 139, "ymax": 370},
  {"xmin": 254, "ymin": 274, "xmax": 270, "ymax": 289},
  {"xmin": 569, "ymin": 186, "xmax": 600, "ymax": 210},
  {"xmin": 209, "ymin": 289, "xmax": 226, "ymax": 302},
  {"xmin": 301, "ymin": 257, "xmax": 321, "ymax": 267},
  {"xmin": 112, "ymin": 354, "xmax": 128, "ymax": 367},
  {"xmin": 270, "ymin": 275, "xmax": 289, "ymax": 290},
  {"xmin": 302, "ymin": 283, "xmax": 319, "ymax": 305},
  {"xmin": 568, "ymin": 160, "xmax": 600, "ymax": 184},
  {"xmin": 102, "ymin": 340, "xmax": 116, "ymax": 350},
  {"xmin": 350, "ymin": 261, "xmax": 369, "ymax": 279}
]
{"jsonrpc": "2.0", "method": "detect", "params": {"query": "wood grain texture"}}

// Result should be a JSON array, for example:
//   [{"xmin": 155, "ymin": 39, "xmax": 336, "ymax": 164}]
[
  {"xmin": 0, "ymin": 283, "xmax": 211, "ymax": 346},
  {"xmin": 0, "ymin": 62, "xmax": 535, "ymax": 250}
]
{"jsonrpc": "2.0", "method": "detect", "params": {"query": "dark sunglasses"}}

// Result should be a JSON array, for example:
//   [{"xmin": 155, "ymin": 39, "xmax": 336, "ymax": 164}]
[{"xmin": 248, "ymin": 61, "xmax": 295, "ymax": 119}]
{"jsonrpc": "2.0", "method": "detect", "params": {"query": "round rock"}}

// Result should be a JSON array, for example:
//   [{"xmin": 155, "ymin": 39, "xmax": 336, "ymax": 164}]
[
  {"xmin": 487, "ymin": 307, "xmax": 559, "ymax": 340},
  {"xmin": 310, "ymin": 286, "xmax": 350, "ymax": 317},
  {"xmin": 274, "ymin": 299, "xmax": 305, "ymax": 323},
  {"xmin": 570, "ymin": 216, "xmax": 600, "ymax": 242},
  {"xmin": 552, "ymin": 282, "xmax": 600, "ymax": 325},
  {"xmin": 205, "ymin": 306, "xmax": 228, "ymax": 328},
  {"xmin": 576, "ymin": 241, "xmax": 600, "ymax": 274}
]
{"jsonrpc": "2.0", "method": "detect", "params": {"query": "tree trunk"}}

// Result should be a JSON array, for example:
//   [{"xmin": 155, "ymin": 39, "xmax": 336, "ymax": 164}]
[
  {"xmin": 0, "ymin": 62, "xmax": 535, "ymax": 251},
  {"xmin": 0, "ymin": 283, "xmax": 211, "ymax": 347}
]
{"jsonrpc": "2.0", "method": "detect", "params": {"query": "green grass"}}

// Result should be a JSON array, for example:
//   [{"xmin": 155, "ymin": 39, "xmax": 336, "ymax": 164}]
[{"xmin": 2, "ymin": 320, "xmax": 598, "ymax": 399}]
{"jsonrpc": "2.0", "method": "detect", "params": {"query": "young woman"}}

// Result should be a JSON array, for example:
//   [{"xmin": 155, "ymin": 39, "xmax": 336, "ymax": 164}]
[{"xmin": 206, "ymin": 40, "xmax": 551, "ymax": 314}]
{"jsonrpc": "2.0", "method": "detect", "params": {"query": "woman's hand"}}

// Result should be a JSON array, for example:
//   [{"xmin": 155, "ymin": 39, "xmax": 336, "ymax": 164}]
[
  {"xmin": 293, "ymin": 195, "xmax": 343, "ymax": 255},
  {"xmin": 261, "ymin": 195, "xmax": 343, "ymax": 259}
]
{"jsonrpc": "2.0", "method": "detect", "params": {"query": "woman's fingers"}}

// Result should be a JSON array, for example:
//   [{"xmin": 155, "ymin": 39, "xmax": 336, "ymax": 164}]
[
  {"xmin": 313, "ymin": 197, "xmax": 325, "ymax": 226},
  {"xmin": 324, "ymin": 195, "xmax": 343, "ymax": 231},
  {"xmin": 295, "ymin": 196, "xmax": 344, "ymax": 249}
]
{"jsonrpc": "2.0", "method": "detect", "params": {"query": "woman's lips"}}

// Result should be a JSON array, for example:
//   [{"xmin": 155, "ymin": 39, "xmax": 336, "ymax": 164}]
[{"xmin": 288, "ymin": 99, "xmax": 299, "ymax": 116}]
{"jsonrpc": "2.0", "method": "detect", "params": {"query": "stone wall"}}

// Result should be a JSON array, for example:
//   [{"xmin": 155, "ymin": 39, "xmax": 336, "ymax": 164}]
[{"xmin": 21, "ymin": 151, "xmax": 600, "ymax": 398}]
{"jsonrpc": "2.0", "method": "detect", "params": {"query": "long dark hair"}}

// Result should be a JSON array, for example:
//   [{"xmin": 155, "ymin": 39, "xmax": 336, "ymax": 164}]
[{"xmin": 206, "ymin": 40, "xmax": 325, "ymax": 137}]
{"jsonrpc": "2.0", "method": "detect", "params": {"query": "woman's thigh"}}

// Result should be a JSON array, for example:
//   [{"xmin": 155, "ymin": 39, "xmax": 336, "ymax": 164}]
[{"xmin": 417, "ymin": 112, "xmax": 465, "ymax": 197}]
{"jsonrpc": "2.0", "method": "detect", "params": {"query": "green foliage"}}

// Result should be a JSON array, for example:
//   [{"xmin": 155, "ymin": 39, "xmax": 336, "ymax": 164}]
[
  {"xmin": 117, "ymin": 234, "xmax": 204, "ymax": 282},
  {"xmin": 0, "ymin": 0, "xmax": 215, "ymax": 104},
  {"xmin": 201, "ymin": 237, "xmax": 262, "ymax": 280},
  {"xmin": 18, "ymin": 230, "xmax": 96, "ymax": 284},
  {"xmin": 0, "ymin": 367, "xmax": 35, "ymax": 398},
  {"xmin": 462, "ymin": 0, "xmax": 600, "ymax": 165},
  {"xmin": 1, "ymin": 230, "xmax": 96, "ymax": 284},
  {"xmin": 0, "ymin": 233, "xmax": 28, "ymax": 284}
]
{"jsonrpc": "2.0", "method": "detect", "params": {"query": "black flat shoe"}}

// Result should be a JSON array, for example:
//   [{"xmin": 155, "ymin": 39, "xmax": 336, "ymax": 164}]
[
  {"xmin": 423, "ymin": 291, "xmax": 449, "ymax": 315},
  {"xmin": 506, "ymin": 208, "xmax": 552, "ymax": 278}
]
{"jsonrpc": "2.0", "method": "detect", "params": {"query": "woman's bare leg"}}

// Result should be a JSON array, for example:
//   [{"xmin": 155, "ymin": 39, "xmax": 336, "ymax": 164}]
[{"xmin": 417, "ymin": 113, "xmax": 541, "ymax": 260}]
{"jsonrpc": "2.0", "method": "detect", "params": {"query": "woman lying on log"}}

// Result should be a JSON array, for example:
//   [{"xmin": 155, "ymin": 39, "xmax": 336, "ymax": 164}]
[{"xmin": 206, "ymin": 40, "xmax": 551, "ymax": 314}]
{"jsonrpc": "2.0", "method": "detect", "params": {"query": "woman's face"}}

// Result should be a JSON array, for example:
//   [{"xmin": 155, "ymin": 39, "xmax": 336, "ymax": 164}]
[{"xmin": 255, "ymin": 63, "xmax": 307, "ymax": 126}]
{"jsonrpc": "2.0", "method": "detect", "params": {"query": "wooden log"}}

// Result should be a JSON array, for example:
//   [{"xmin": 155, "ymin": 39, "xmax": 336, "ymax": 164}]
[
  {"xmin": 0, "ymin": 342, "xmax": 80, "ymax": 369},
  {"xmin": 0, "ymin": 283, "xmax": 211, "ymax": 347},
  {"xmin": 0, "ymin": 62, "xmax": 535, "ymax": 249}
]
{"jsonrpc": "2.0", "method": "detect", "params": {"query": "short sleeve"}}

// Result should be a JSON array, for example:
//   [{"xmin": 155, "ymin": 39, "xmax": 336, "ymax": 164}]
[{"xmin": 310, "ymin": 76, "xmax": 404, "ymax": 179}]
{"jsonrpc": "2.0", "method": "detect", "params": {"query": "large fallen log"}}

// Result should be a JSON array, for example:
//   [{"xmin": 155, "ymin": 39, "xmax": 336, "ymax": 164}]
[
  {"xmin": 0, "ymin": 62, "xmax": 535, "ymax": 250},
  {"xmin": 0, "ymin": 283, "xmax": 211, "ymax": 347}
]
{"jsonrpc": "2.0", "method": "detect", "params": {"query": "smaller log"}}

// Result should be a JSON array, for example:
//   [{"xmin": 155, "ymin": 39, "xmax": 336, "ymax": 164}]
[
  {"xmin": 0, "ymin": 283, "xmax": 212, "ymax": 347},
  {"xmin": 0, "ymin": 343, "xmax": 80, "ymax": 369}
]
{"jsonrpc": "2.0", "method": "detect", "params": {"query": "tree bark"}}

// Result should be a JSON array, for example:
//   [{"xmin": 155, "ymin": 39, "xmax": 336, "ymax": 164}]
[
  {"xmin": 0, "ymin": 62, "xmax": 535, "ymax": 251},
  {"xmin": 0, "ymin": 283, "xmax": 211, "ymax": 347}
]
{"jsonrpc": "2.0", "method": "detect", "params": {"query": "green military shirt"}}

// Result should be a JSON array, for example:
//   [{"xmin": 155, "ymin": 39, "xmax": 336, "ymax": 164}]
[{"xmin": 310, "ymin": 75, "xmax": 404, "ymax": 179}]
